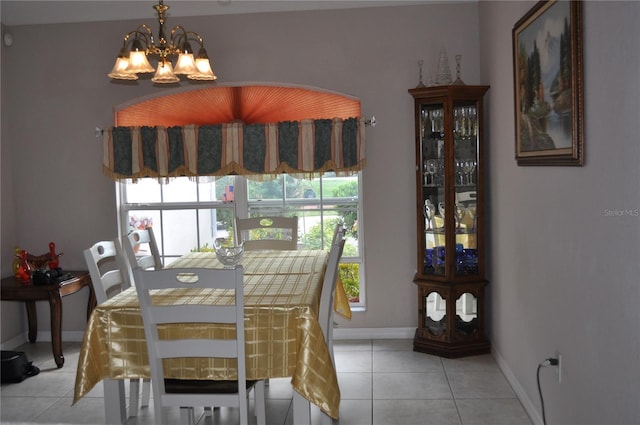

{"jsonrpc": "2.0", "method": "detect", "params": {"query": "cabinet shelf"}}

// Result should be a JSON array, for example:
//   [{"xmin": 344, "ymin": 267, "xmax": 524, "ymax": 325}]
[
  {"xmin": 425, "ymin": 228, "xmax": 476, "ymax": 235},
  {"xmin": 422, "ymin": 184, "xmax": 477, "ymax": 189},
  {"xmin": 410, "ymin": 84, "xmax": 490, "ymax": 358}
]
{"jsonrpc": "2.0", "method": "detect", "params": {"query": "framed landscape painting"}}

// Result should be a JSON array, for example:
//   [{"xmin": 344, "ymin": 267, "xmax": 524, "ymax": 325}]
[{"xmin": 512, "ymin": 0, "xmax": 584, "ymax": 166}]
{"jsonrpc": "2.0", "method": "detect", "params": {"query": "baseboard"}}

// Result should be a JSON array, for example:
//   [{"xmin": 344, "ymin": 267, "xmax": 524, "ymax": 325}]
[
  {"xmin": 333, "ymin": 327, "xmax": 415, "ymax": 340},
  {"xmin": 0, "ymin": 334, "xmax": 28, "ymax": 351},
  {"xmin": 491, "ymin": 344, "xmax": 542, "ymax": 425}
]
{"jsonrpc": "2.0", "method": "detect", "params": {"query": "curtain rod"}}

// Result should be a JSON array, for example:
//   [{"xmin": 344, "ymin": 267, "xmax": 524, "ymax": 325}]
[{"xmin": 95, "ymin": 116, "xmax": 376, "ymax": 138}]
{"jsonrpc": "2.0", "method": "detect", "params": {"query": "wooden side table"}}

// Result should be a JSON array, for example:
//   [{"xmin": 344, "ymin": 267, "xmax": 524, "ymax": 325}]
[{"xmin": 0, "ymin": 271, "xmax": 96, "ymax": 368}]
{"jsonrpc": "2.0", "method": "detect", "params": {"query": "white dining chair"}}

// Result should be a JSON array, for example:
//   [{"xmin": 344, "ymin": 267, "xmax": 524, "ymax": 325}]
[
  {"xmin": 132, "ymin": 265, "xmax": 266, "ymax": 425},
  {"xmin": 318, "ymin": 223, "xmax": 347, "ymax": 365},
  {"xmin": 235, "ymin": 215, "xmax": 298, "ymax": 389},
  {"xmin": 125, "ymin": 227, "xmax": 162, "ymax": 271},
  {"xmin": 235, "ymin": 216, "xmax": 298, "ymax": 250},
  {"xmin": 83, "ymin": 239, "xmax": 151, "ymax": 416},
  {"xmin": 316, "ymin": 224, "xmax": 346, "ymax": 425}
]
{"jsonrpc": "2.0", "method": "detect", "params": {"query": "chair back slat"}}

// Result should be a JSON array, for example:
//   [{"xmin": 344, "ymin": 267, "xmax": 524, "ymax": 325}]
[
  {"xmin": 155, "ymin": 340, "xmax": 238, "ymax": 359},
  {"xmin": 235, "ymin": 216, "xmax": 298, "ymax": 251},
  {"xmin": 149, "ymin": 305, "xmax": 236, "ymax": 325}
]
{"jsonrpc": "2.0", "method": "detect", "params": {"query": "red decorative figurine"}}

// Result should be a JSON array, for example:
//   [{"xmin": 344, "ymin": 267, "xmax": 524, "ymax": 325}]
[
  {"xmin": 48, "ymin": 242, "xmax": 61, "ymax": 269},
  {"xmin": 17, "ymin": 250, "xmax": 32, "ymax": 283}
]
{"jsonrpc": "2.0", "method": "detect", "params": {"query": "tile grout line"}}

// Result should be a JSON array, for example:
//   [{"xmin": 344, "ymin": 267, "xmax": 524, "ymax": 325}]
[
  {"xmin": 370, "ymin": 340, "xmax": 374, "ymax": 425},
  {"xmin": 441, "ymin": 357, "xmax": 466, "ymax": 425}
]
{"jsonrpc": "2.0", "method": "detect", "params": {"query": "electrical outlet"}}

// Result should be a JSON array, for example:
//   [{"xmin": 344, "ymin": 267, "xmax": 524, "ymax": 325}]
[{"xmin": 555, "ymin": 350, "xmax": 562, "ymax": 383}]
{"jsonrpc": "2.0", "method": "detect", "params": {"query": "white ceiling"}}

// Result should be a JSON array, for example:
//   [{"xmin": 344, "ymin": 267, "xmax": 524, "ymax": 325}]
[{"xmin": 1, "ymin": 1, "xmax": 443, "ymax": 27}]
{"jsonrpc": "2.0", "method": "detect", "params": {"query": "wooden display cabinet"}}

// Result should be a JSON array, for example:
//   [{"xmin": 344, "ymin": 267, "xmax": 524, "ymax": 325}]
[{"xmin": 408, "ymin": 84, "xmax": 490, "ymax": 358}]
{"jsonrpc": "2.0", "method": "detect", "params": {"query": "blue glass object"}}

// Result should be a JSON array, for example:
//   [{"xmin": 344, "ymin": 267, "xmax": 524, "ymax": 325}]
[
  {"xmin": 424, "ymin": 249, "xmax": 434, "ymax": 273},
  {"xmin": 455, "ymin": 248, "xmax": 478, "ymax": 274}
]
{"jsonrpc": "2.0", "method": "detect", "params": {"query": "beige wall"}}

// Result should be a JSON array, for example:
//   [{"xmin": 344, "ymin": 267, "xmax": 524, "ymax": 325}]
[
  {"xmin": 1, "ymin": 22, "xmax": 25, "ymax": 340},
  {"xmin": 0, "ymin": 3, "xmax": 480, "ymax": 340},
  {"xmin": 479, "ymin": 1, "xmax": 640, "ymax": 423},
  {"xmin": 3, "ymin": 2, "xmax": 640, "ymax": 423}
]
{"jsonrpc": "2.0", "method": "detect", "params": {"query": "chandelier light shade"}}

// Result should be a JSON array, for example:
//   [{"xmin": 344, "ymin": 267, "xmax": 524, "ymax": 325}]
[
  {"xmin": 152, "ymin": 60, "xmax": 180, "ymax": 84},
  {"xmin": 189, "ymin": 48, "xmax": 217, "ymax": 80},
  {"xmin": 108, "ymin": 0, "xmax": 217, "ymax": 84}
]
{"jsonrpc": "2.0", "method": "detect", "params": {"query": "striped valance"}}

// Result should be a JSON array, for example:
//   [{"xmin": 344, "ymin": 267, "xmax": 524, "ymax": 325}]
[{"xmin": 102, "ymin": 117, "xmax": 366, "ymax": 182}]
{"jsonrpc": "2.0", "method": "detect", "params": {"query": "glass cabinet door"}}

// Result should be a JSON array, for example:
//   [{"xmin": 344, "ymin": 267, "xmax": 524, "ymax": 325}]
[
  {"xmin": 419, "ymin": 102, "xmax": 446, "ymax": 276},
  {"xmin": 453, "ymin": 101, "xmax": 479, "ymax": 277},
  {"xmin": 418, "ymin": 97, "xmax": 483, "ymax": 279}
]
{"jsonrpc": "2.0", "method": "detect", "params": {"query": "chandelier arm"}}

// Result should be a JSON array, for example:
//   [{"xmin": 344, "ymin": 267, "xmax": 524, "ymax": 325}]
[
  {"xmin": 168, "ymin": 26, "xmax": 188, "ymax": 54},
  {"xmin": 186, "ymin": 32, "xmax": 206, "ymax": 48},
  {"xmin": 134, "ymin": 25, "xmax": 158, "ymax": 55},
  {"xmin": 121, "ymin": 27, "xmax": 154, "ymax": 52},
  {"xmin": 170, "ymin": 26, "xmax": 205, "ymax": 48},
  {"xmin": 168, "ymin": 27, "xmax": 184, "ymax": 54}
]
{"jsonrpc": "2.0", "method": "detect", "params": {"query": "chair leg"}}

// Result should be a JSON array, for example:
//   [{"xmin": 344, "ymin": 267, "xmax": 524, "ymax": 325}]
[
  {"xmin": 254, "ymin": 381, "xmax": 266, "ymax": 425},
  {"xmin": 129, "ymin": 379, "xmax": 140, "ymax": 416},
  {"xmin": 204, "ymin": 406, "xmax": 221, "ymax": 417},
  {"xmin": 179, "ymin": 407, "xmax": 195, "ymax": 425},
  {"xmin": 140, "ymin": 379, "xmax": 151, "ymax": 408},
  {"xmin": 328, "ymin": 323, "xmax": 336, "ymax": 366},
  {"xmin": 293, "ymin": 390, "xmax": 311, "ymax": 425},
  {"xmin": 321, "ymin": 411, "xmax": 335, "ymax": 425}
]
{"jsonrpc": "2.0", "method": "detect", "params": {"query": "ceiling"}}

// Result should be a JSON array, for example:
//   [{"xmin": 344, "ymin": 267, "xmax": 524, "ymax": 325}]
[{"xmin": 1, "ymin": 1, "xmax": 441, "ymax": 27}]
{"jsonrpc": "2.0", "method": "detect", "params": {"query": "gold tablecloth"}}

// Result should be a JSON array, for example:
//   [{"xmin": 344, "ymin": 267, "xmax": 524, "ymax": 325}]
[{"xmin": 73, "ymin": 250, "xmax": 344, "ymax": 419}]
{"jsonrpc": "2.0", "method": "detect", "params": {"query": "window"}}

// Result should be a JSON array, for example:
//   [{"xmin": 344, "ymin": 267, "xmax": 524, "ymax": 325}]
[{"xmin": 118, "ymin": 172, "xmax": 364, "ymax": 306}]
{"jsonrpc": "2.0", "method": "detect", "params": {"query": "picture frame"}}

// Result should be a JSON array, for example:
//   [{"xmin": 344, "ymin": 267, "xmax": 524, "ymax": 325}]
[{"xmin": 512, "ymin": 0, "xmax": 584, "ymax": 166}]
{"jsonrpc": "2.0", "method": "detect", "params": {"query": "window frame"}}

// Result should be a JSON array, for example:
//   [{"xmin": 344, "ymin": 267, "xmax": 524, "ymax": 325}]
[{"xmin": 116, "ymin": 173, "xmax": 365, "ymax": 308}]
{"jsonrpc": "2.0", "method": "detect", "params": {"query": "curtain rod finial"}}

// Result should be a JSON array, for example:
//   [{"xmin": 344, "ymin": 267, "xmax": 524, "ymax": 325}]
[{"xmin": 365, "ymin": 116, "xmax": 376, "ymax": 127}]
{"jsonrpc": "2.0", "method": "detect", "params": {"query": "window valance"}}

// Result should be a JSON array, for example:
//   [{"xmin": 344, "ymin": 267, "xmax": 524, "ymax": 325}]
[{"xmin": 102, "ymin": 117, "xmax": 366, "ymax": 182}]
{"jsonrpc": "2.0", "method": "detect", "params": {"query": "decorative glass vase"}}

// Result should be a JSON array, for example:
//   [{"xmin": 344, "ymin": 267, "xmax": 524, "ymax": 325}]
[{"xmin": 435, "ymin": 48, "xmax": 452, "ymax": 86}]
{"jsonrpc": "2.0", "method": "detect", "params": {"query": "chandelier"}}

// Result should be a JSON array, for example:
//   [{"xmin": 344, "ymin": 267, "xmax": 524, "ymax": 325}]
[{"xmin": 108, "ymin": 0, "xmax": 217, "ymax": 84}]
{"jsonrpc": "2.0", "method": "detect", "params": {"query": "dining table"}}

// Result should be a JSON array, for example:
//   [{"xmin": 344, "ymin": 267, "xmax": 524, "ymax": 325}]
[{"xmin": 73, "ymin": 249, "xmax": 350, "ymax": 424}]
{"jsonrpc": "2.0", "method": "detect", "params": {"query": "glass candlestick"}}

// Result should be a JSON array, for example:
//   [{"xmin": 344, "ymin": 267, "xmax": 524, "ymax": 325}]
[
  {"xmin": 452, "ymin": 54, "xmax": 465, "ymax": 85},
  {"xmin": 416, "ymin": 60, "xmax": 426, "ymax": 88}
]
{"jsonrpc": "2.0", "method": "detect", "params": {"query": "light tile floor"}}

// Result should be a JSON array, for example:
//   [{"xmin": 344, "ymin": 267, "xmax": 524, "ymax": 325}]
[{"xmin": 1, "ymin": 339, "xmax": 532, "ymax": 425}]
